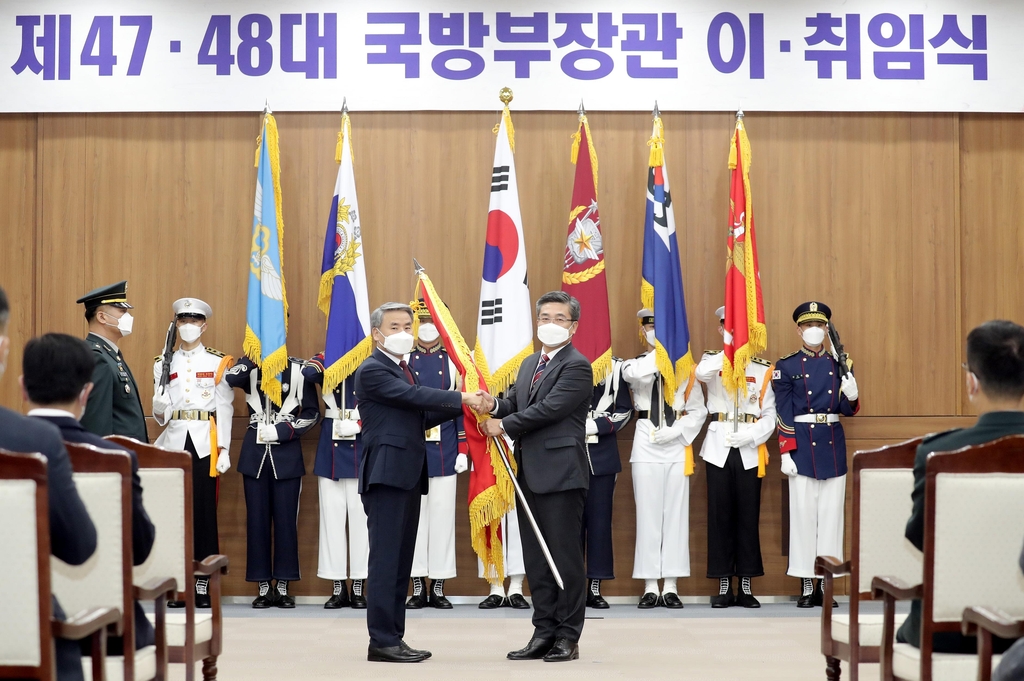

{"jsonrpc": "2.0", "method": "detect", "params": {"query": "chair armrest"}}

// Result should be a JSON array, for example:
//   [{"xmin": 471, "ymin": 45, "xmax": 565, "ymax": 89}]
[
  {"xmin": 194, "ymin": 554, "xmax": 230, "ymax": 576},
  {"xmin": 816, "ymin": 556, "xmax": 851, "ymax": 577},
  {"xmin": 962, "ymin": 606, "xmax": 1024, "ymax": 639},
  {"xmin": 135, "ymin": 576, "xmax": 178, "ymax": 601},
  {"xmin": 52, "ymin": 607, "xmax": 121, "ymax": 640},
  {"xmin": 872, "ymin": 575, "xmax": 922, "ymax": 601}
]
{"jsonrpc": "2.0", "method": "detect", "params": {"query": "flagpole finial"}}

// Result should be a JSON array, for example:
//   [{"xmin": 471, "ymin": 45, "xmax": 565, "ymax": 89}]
[
  {"xmin": 264, "ymin": 99, "xmax": 271, "ymax": 115},
  {"xmin": 736, "ymin": 109, "xmax": 744, "ymax": 119},
  {"xmin": 413, "ymin": 258, "xmax": 425, "ymax": 275},
  {"xmin": 578, "ymin": 99, "xmax": 586, "ymax": 118},
  {"xmin": 653, "ymin": 101, "xmax": 660, "ymax": 119},
  {"xmin": 341, "ymin": 97, "xmax": 348, "ymax": 115},
  {"xmin": 499, "ymin": 87, "xmax": 513, "ymax": 105}
]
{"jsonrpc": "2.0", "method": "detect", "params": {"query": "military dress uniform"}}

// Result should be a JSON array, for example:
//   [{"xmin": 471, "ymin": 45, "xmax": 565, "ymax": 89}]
[
  {"xmin": 695, "ymin": 341, "xmax": 776, "ymax": 608},
  {"xmin": 77, "ymin": 281, "xmax": 148, "ymax": 442},
  {"xmin": 773, "ymin": 302, "xmax": 860, "ymax": 603},
  {"xmin": 622, "ymin": 347, "xmax": 707, "ymax": 607},
  {"xmin": 582, "ymin": 358, "xmax": 633, "ymax": 607},
  {"xmin": 225, "ymin": 356, "xmax": 320, "ymax": 606},
  {"xmin": 303, "ymin": 352, "xmax": 369, "ymax": 609}
]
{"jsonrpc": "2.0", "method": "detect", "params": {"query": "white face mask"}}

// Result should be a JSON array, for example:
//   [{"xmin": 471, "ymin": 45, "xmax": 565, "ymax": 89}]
[
  {"xmin": 537, "ymin": 323, "xmax": 571, "ymax": 347},
  {"xmin": 417, "ymin": 323, "xmax": 439, "ymax": 344},
  {"xmin": 645, "ymin": 329, "xmax": 656, "ymax": 346},
  {"xmin": 378, "ymin": 330, "xmax": 415, "ymax": 356},
  {"xmin": 802, "ymin": 326, "xmax": 826, "ymax": 347},
  {"xmin": 107, "ymin": 311, "xmax": 134, "ymax": 337},
  {"xmin": 178, "ymin": 323, "xmax": 204, "ymax": 344}
]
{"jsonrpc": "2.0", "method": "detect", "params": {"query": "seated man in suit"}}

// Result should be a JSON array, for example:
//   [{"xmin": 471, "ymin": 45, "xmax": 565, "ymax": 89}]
[
  {"xmin": 0, "ymin": 288, "xmax": 98, "ymax": 681},
  {"xmin": 899, "ymin": 319, "xmax": 1024, "ymax": 654},
  {"xmin": 21, "ymin": 332, "xmax": 157, "ymax": 654}
]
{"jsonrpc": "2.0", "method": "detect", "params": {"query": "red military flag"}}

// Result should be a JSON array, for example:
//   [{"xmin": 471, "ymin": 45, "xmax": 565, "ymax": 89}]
[
  {"xmin": 561, "ymin": 109, "xmax": 613, "ymax": 384},
  {"xmin": 722, "ymin": 114, "xmax": 767, "ymax": 396}
]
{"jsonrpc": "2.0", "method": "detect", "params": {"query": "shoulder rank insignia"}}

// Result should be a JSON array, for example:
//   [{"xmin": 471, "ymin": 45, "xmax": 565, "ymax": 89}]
[
  {"xmin": 704, "ymin": 349, "xmax": 722, "ymax": 356},
  {"xmin": 751, "ymin": 357, "xmax": 771, "ymax": 366},
  {"xmin": 205, "ymin": 347, "xmax": 227, "ymax": 358},
  {"xmin": 779, "ymin": 350, "xmax": 801, "ymax": 361},
  {"xmin": 153, "ymin": 354, "xmax": 163, "ymax": 362}
]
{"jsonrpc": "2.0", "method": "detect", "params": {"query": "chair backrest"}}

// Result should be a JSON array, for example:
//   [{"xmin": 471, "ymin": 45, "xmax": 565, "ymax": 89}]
[
  {"xmin": 106, "ymin": 437, "xmax": 192, "ymax": 604},
  {"xmin": 852, "ymin": 438, "xmax": 923, "ymax": 597},
  {"xmin": 0, "ymin": 448, "xmax": 52, "ymax": 678},
  {"xmin": 51, "ymin": 443, "xmax": 133, "ymax": 645},
  {"xmin": 924, "ymin": 436, "xmax": 1024, "ymax": 641}
]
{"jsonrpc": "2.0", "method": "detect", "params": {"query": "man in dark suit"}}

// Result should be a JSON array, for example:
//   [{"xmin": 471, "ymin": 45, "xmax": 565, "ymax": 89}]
[
  {"xmin": 21, "ymin": 332, "xmax": 157, "ymax": 654},
  {"xmin": 0, "ymin": 287, "xmax": 98, "ymax": 681},
  {"xmin": 898, "ymin": 319, "xmax": 1024, "ymax": 654},
  {"xmin": 77, "ymin": 281, "xmax": 148, "ymax": 443},
  {"xmin": 354, "ymin": 302, "xmax": 481, "ymax": 663},
  {"xmin": 479, "ymin": 291, "xmax": 594, "ymax": 663}
]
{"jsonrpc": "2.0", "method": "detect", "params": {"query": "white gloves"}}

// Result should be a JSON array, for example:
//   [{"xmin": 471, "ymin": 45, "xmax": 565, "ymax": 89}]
[
  {"xmin": 152, "ymin": 389, "xmax": 171, "ymax": 417},
  {"xmin": 335, "ymin": 419, "xmax": 360, "ymax": 437},
  {"xmin": 725, "ymin": 429, "xmax": 756, "ymax": 448},
  {"xmin": 650, "ymin": 423, "xmax": 685, "ymax": 445},
  {"xmin": 780, "ymin": 453, "xmax": 798, "ymax": 477},
  {"xmin": 585, "ymin": 419, "xmax": 599, "ymax": 436},
  {"xmin": 257, "ymin": 424, "xmax": 279, "ymax": 443},
  {"xmin": 454, "ymin": 453, "xmax": 469, "ymax": 474},
  {"xmin": 841, "ymin": 374, "xmax": 859, "ymax": 401},
  {"xmin": 215, "ymin": 450, "xmax": 231, "ymax": 474}
]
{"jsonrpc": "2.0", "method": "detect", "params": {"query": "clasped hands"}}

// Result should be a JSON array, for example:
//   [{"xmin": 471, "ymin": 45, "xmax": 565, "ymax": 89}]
[{"xmin": 461, "ymin": 390, "xmax": 504, "ymax": 437}]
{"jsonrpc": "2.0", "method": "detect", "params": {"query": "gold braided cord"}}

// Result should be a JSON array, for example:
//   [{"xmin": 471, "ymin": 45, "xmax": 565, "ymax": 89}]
[
  {"xmin": 569, "ymin": 115, "xmax": 599, "ymax": 198},
  {"xmin": 561, "ymin": 259, "xmax": 605, "ymax": 285},
  {"xmin": 491, "ymin": 105, "xmax": 515, "ymax": 153},
  {"xmin": 648, "ymin": 117, "xmax": 665, "ymax": 168}
]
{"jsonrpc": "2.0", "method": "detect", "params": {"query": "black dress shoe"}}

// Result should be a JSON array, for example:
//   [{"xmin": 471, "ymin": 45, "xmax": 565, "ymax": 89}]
[
  {"xmin": 736, "ymin": 593, "xmax": 761, "ymax": 608},
  {"xmin": 796, "ymin": 594, "xmax": 814, "ymax": 608},
  {"xmin": 252, "ymin": 594, "xmax": 275, "ymax": 609},
  {"xmin": 324, "ymin": 594, "xmax": 345, "ymax": 609},
  {"xmin": 276, "ymin": 594, "xmax": 295, "ymax": 609},
  {"xmin": 195, "ymin": 594, "xmax": 211, "ymax": 609},
  {"xmin": 167, "ymin": 600, "xmax": 185, "ymax": 609},
  {"xmin": 478, "ymin": 594, "xmax": 504, "ymax": 609},
  {"xmin": 811, "ymin": 587, "xmax": 823, "ymax": 607},
  {"xmin": 710, "ymin": 593, "xmax": 731, "ymax": 608},
  {"xmin": 406, "ymin": 594, "xmax": 427, "ymax": 609},
  {"xmin": 586, "ymin": 593, "xmax": 610, "ymax": 609},
  {"xmin": 507, "ymin": 593, "xmax": 531, "ymax": 609},
  {"xmin": 543, "ymin": 638, "xmax": 579, "ymax": 662},
  {"xmin": 350, "ymin": 593, "xmax": 367, "ymax": 609},
  {"xmin": 430, "ymin": 594, "xmax": 453, "ymax": 609},
  {"xmin": 661, "ymin": 592, "xmax": 684, "ymax": 609},
  {"xmin": 400, "ymin": 641, "xmax": 432, "ymax": 659},
  {"xmin": 507, "ymin": 636, "xmax": 554, "ymax": 660},
  {"xmin": 367, "ymin": 645, "xmax": 427, "ymax": 663},
  {"xmin": 637, "ymin": 592, "xmax": 659, "ymax": 609}
]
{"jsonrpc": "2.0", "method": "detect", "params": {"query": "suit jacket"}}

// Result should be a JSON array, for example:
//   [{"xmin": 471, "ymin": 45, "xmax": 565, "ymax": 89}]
[
  {"xmin": 81, "ymin": 332, "xmax": 148, "ymax": 442},
  {"xmin": 899, "ymin": 410, "xmax": 1024, "ymax": 651},
  {"xmin": 353, "ymin": 349, "xmax": 463, "ymax": 495},
  {"xmin": 493, "ymin": 344, "xmax": 594, "ymax": 494},
  {"xmin": 0, "ymin": 406, "xmax": 97, "ymax": 677}
]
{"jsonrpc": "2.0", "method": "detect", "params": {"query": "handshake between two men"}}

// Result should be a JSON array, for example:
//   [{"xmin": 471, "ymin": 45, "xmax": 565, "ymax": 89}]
[{"xmin": 460, "ymin": 390, "xmax": 505, "ymax": 437}]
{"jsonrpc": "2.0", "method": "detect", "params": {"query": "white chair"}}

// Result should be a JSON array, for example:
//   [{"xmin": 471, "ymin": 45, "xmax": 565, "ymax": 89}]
[
  {"xmin": 875, "ymin": 435, "xmax": 1024, "ymax": 681},
  {"xmin": 53, "ymin": 442, "xmax": 176, "ymax": 681},
  {"xmin": 816, "ymin": 437, "xmax": 923, "ymax": 681}
]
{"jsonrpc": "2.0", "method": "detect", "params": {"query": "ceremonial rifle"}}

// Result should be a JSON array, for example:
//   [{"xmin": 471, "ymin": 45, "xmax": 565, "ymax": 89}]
[
  {"xmin": 827, "ymin": 321, "xmax": 851, "ymax": 379},
  {"xmin": 158, "ymin": 321, "xmax": 177, "ymax": 392}
]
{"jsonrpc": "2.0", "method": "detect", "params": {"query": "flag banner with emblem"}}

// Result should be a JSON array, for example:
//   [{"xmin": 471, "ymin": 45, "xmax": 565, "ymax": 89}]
[
  {"xmin": 722, "ymin": 116, "xmax": 767, "ymax": 397},
  {"xmin": 414, "ymin": 267, "xmax": 515, "ymax": 585},
  {"xmin": 318, "ymin": 110, "xmax": 372, "ymax": 393},
  {"xmin": 244, "ymin": 112, "xmax": 289, "ymax": 406},
  {"xmin": 561, "ymin": 112, "xmax": 612, "ymax": 385},
  {"xmin": 475, "ymin": 100, "xmax": 533, "ymax": 395},
  {"xmin": 641, "ymin": 115, "xmax": 694, "ymax": 404}
]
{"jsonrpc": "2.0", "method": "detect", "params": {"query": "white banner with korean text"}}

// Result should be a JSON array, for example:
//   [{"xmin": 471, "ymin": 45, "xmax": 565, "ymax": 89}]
[{"xmin": 1, "ymin": 0, "xmax": 1020, "ymax": 112}]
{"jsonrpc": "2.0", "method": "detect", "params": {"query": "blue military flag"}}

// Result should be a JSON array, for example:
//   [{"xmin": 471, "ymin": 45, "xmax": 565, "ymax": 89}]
[
  {"xmin": 317, "ymin": 108, "xmax": 372, "ymax": 393},
  {"xmin": 244, "ymin": 112, "xmax": 289, "ymax": 406},
  {"xmin": 640, "ymin": 114, "xmax": 694, "ymax": 403}
]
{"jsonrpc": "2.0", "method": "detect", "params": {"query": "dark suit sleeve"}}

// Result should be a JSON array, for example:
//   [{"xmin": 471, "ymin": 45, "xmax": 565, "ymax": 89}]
[
  {"xmin": 130, "ymin": 454, "xmax": 156, "ymax": 565},
  {"xmin": 361, "ymin": 360, "xmax": 463, "ymax": 415},
  {"xmin": 905, "ymin": 442, "xmax": 929, "ymax": 551},
  {"xmin": 46, "ymin": 436, "xmax": 98, "ymax": 566},
  {"xmin": 498, "ymin": 359, "xmax": 592, "ymax": 439},
  {"xmin": 80, "ymin": 353, "xmax": 114, "ymax": 436}
]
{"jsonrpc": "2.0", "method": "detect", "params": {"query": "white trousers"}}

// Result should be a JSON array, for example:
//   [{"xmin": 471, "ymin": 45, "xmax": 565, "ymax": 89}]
[
  {"xmin": 411, "ymin": 475, "xmax": 458, "ymax": 579},
  {"xmin": 787, "ymin": 474, "xmax": 846, "ymax": 578},
  {"xmin": 316, "ymin": 477, "xmax": 369, "ymax": 580},
  {"xmin": 632, "ymin": 461, "xmax": 690, "ymax": 579},
  {"xmin": 477, "ymin": 508, "xmax": 526, "ymax": 578}
]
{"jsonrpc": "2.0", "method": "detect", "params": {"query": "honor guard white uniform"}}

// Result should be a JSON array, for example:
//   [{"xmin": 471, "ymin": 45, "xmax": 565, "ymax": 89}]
[
  {"xmin": 476, "ymin": 437, "xmax": 529, "ymax": 610},
  {"xmin": 695, "ymin": 306, "xmax": 776, "ymax": 608},
  {"xmin": 151, "ymin": 297, "xmax": 234, "ymax": 608},
  {"xmin": 622, "ymin": 309, "xmax": 707, "ymax": 609}
]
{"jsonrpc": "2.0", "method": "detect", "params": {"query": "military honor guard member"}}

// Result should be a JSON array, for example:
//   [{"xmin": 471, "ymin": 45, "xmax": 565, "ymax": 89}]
[
  {"xmin": 621, "ymin": 308, "xmax": 707, "ymax": 609},
  {"xmin": 405, "ymin": 308, "xmax": 468, "ymax": 610},
  {"xmin": 582, "ymin": 357, "xmax": 633, "ymax": 608},
  {"xmin": 476, "ymin": 506, "xmax": 529, "ymax": 609},
  {"xmin": 77, "ymin": 280, "xmax": 148, "ymax": 442},
  {"xmin": 303, "ymin": 352, "xmax": 369, "ymax": 609},
  {"xmin": 225, "ymin": 355, "xmax": 320, "ymax": 608},
  {"xmin": 151, "ymin": 298, "xmax": 234, "ymax": 608},
  {"xmin": 773, "ymin": 301, "xmax": 860, "ymax": 607},
  {"xmin": 695, "ymin": 307, "xmax": 776, "ymax": 608}
]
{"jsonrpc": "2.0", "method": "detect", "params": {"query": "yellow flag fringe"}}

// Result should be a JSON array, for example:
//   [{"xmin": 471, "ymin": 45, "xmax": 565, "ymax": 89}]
[
  {"xmin": 321, "ymin": 113, "xmax": 356, "ymax": 318},
  {"xmin": 569, "ymin": 115, "xmax": 600, "ymax": 198},
  {"xmin": 491, "ymin": 105, "xmax": 516, "ymax": 152},
  {"xmin": 475, "ymin": 337, "xmax": 533, "ymax": 397},
  {"xmin": 322, "ymin": 336, "xmax": 373, "ymax": 394}
]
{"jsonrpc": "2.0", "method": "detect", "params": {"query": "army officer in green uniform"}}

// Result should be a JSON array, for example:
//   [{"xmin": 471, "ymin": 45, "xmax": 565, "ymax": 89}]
[{"xmin": 77, "ymin": 281, "xmax": 149, "ymax": 442}]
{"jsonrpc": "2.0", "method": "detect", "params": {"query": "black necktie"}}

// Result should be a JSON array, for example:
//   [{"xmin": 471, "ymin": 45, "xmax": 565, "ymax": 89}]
[{"xmin": 399, "ymin": 360, "xmax": 415, "ymax": 385}]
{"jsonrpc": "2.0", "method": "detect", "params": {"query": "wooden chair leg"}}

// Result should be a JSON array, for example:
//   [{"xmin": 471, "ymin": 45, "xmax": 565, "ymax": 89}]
[
  {"xmin": 202, "ymin": 655, "xmax": 218, "ymax": 680},
  {"xmin": 826, "ymin": 655, "xmax": 842, "ymax": 681}
]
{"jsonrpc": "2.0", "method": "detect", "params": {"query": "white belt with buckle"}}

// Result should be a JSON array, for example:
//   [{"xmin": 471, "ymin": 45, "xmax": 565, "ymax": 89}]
[
  {"xmin": 793, "ymin": 414, "xmax": 840, "ymax": 424},
  {"xmin": 424, "ymin": 426, "xmax": 441, "ymax": 442}
]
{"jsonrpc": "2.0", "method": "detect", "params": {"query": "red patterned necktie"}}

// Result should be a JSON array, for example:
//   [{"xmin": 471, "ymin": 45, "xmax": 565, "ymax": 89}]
[
  {"xmin": 532, "ymin": 354, "xmax": 550, "ymax": 386},
  {"xmin": 399, "ymin": 360, "xmax": 415, "ymax": 385}
]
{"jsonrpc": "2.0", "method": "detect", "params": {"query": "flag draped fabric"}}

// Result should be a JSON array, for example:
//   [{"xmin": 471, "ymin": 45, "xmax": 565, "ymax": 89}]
[
  {"xmin": 722, "ymin": 117, "xmax": 767, "ymax": 397},
  {"xmin": 317, "ymin": 111, "xmax": 372, "ymax": 393},
  {"xmin": 561, "ymin": 114, "xmax": 612, "ymax": 385},
  {"xmin": 474, "ymin": 103, "xmax": 533, "ymax": 395},
  {"xmin": 244, "ymin": 113, "xmax": 288, "ymax": 406},
  {"xmin": 414, "ymin": 269, "xmax": 515, "ymax": 585},
  {"xmin": 641, "ymin": 116, "xmax": 694, "ymax": 404}
]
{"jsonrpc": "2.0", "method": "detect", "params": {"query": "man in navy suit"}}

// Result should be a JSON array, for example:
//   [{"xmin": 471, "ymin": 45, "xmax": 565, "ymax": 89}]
[
  {"xmin": 21, "ymin": 332, "xmax": 157, "ymax": 655},
  {"xmin": 479, "ymin": 291, "xmax": 594, "ymax": 663},
  {"xmin": 354, "ymin": 302, "xmax": 482, "ymax": 663},
  {"xmin": 0, "ymin": 288, "xmax": 97, "ymax": 681}
]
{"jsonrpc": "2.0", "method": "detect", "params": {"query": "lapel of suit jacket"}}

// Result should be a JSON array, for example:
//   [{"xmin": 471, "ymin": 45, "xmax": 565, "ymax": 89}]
[
  {"xmin": 528, "ymin": 345, "xmax": 573, "ymax": 403},
  {"xmin": 373, "ymin": 348, "xmax": 415, "ymax": 384},
  {"xmin": 516, "ymin": 352, "xmax": 540, "ymax": 412}
]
